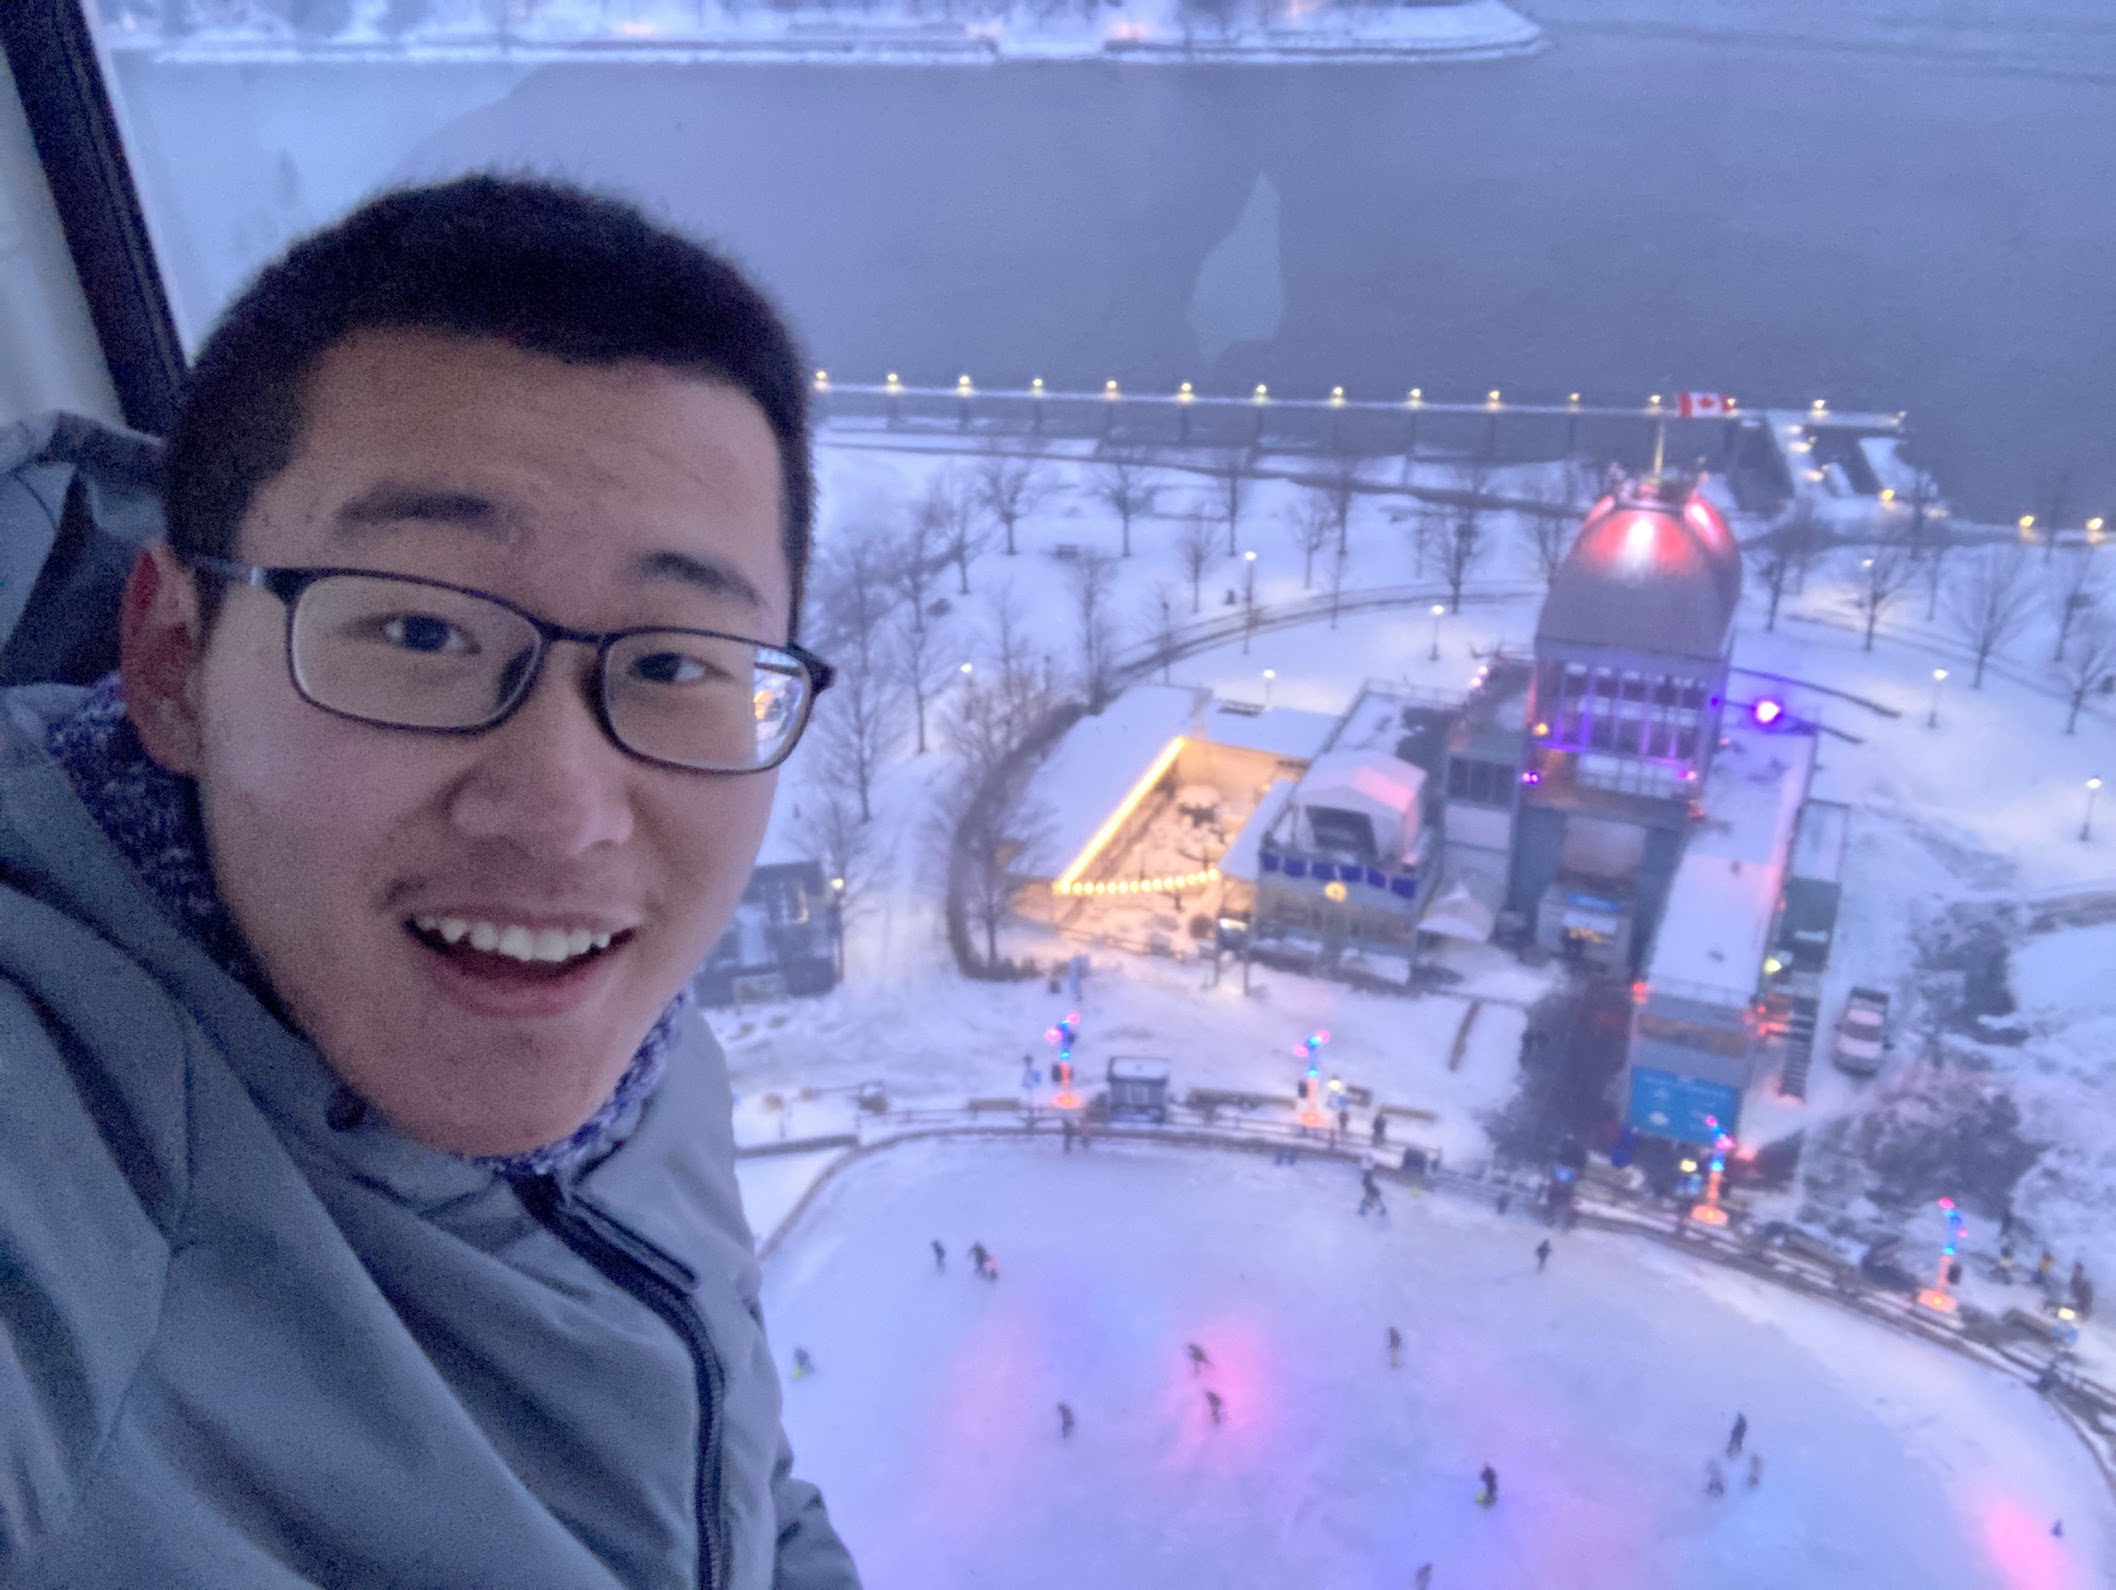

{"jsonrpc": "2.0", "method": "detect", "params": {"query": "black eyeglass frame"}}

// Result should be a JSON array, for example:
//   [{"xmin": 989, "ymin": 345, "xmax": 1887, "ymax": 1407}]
[{"xmin": 186, "ymin": 554, "xmax": 836, "ymax": 775}]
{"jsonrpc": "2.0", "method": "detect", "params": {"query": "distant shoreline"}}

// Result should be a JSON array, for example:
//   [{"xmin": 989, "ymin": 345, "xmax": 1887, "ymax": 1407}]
[{"xmin": 99, "ymin": 0, "xmax": 1544, "ymax": 67}]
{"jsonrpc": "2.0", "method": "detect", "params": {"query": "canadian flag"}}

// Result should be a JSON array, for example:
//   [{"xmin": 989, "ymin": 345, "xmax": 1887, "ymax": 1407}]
[{"xmin": 1677, "ymin": 392, "xmax": 1735, "ymax": 419}]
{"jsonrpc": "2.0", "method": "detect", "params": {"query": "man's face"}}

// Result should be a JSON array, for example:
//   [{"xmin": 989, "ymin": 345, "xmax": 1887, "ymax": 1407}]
[{"xmin": 160, "ymin": 329, "xmax": 790, "ymax": 1156}]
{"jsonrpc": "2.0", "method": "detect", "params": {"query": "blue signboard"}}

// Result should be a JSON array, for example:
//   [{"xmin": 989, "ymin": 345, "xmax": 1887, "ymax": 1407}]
[{"xmin": 1626, "ymin": 1067, "xmax": 1742, "ymax": 1146}]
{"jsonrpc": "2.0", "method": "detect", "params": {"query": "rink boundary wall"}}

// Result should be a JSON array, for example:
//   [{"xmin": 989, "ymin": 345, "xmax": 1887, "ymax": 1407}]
[{"xmin": 747, "ymin": 1116, "xmax": 2116, "ymax": 1500}]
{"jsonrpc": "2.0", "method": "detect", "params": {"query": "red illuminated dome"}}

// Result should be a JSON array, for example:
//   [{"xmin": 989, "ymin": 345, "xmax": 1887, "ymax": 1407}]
[{"xmin": 1535, "ymin": 482, "xmax": 1742, "ymax": 661}]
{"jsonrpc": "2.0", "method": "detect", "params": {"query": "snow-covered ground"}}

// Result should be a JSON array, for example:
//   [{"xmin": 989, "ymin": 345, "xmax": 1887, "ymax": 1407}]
[{"xmin": 763, "ymin": 1136, "xmax": 2110, "ymax": 1589}]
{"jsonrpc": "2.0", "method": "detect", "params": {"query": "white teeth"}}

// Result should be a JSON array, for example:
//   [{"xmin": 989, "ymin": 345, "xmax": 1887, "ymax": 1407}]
[{"xmin": 412, "ymin": 914, "xmax": 620, "ymax": 964}]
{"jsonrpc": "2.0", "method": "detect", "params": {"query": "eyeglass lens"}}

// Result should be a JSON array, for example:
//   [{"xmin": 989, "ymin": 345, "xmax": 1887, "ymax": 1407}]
[{"xmin": 286, "ymin": 573, "xmax": 811, "ymax": 770}]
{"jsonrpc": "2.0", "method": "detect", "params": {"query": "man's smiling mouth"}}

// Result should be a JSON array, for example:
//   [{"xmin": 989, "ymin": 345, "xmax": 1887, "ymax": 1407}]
[{"xmin": 406, "ymin": 914, "xmax": 635, "ymax": 978}]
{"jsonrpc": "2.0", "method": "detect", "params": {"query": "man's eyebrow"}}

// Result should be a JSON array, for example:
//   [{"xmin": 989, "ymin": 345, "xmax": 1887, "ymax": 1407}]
[
  {"xmin": 331, "ymin": 483, "xmax": 520, "ymax": 539},
  {"xmin": 634, "ymin": 548, "xmax": 766, "ymax": 611}
]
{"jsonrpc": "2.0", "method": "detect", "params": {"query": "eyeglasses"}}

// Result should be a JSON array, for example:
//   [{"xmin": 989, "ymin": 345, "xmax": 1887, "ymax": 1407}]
[{"xmin": 187, "ymin": 556, "xmax": 835, "ymax": 774}]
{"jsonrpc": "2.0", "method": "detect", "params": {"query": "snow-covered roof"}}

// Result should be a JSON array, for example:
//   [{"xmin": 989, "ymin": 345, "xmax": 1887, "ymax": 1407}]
[
  {"xmin": 1218, "ymin": 779, "xmax": 1298, "ymax": 884},
  {"xmin": 1036, "ymin": 684, "xmax": 1204, "ymax": 883},
  {"xmin": 1295, "ymin": 750, "xmax": 1427, "ymax": 863},
  {"xmin": 1790, "ymin": 799, "xmax": 1851, "ymax": 885},
  {"xmin": 1199, "ymin": 700, "xmax": 1340, "ymax": 763},
  {"xmin": 1646, "ymin": 719, "xmax": 1817, "ymax": 1002},
  {"xmin": 1421, "ymin": 878, "xmax": 1497, "ymax": 943}
]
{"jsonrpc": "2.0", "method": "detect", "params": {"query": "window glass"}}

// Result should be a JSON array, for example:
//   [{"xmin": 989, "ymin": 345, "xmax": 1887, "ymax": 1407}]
[{"xmin": 45, "ymin": 8, "xmax": 2116, "ymax": 1587}]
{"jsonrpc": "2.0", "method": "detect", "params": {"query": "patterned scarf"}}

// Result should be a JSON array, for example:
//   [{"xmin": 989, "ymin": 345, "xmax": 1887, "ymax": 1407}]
[{"xmin": 46, "ymin": 673, "xmax": 674, "ymax": 1179}]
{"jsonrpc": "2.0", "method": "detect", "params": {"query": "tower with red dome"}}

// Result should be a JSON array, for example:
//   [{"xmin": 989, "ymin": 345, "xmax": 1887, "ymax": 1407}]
[{"xmin": 1505, "ymin": 473, "xmax": 1743, "ymax": 971}]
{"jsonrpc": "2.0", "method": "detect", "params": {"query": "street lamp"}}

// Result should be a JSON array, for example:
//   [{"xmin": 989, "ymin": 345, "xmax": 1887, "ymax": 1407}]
[
  {"xmin": 1917, "ymin": 1197, "xmax": 1966, "ymax": 1314},
  {"xmin": 1262, "ymin": 668, "xmax": 1276, "ymax": 707},
  {"xmin": 2084, "ymin": 776, "xmax": 2103, "ymax": 843},
  {"xmin": 1428, "ymin": 602, "xmax": 1446, "ymax": 662},
  {"xmin": 1927, "ymin": 667, "xmax": 1948, "ymax": 728},
  {"xmin": 1242, "ymin": 550, "xmax": 1258, "ymax": 655}
]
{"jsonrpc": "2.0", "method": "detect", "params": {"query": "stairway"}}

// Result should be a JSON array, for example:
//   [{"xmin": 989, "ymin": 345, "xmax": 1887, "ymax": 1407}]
[{"xmin": 1776, "ymin": 975, "xmax": 1823, "ymax": 1100}]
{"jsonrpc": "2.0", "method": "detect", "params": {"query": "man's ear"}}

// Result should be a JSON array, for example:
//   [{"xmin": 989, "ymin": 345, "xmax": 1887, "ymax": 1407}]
[{"xmin": 118, "ymin": 542, "xmax": 206, "ymax": 776}]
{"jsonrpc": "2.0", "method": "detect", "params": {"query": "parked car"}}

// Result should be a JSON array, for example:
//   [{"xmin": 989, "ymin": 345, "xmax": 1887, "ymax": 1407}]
[{"xmin": 1833, "ymin": 986, "xmax": 1892, "ymax": 1076}]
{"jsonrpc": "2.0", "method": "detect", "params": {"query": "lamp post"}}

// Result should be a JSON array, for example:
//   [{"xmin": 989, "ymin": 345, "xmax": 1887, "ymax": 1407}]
[
  {"xmin": 1242, "ymin": 550, "xmax": 1258, "ymax": 655},
  {"xmin": 1689, "ymin": 1118, "xmax": 1733, "ymax": 1227},
  {"xmin": 2084, "ymin": 776, "xmax": 2103, "ymax": 842},
  {"xmin": 1428, "ymin": 602, "xmax": 1446, "ymax": 662},
  {"xmin": 1917, "ymin": 1197, "xmax": 1966, "ymax": 1314},
  {"xmin": 1927, "ymin": 667, "xmax": 1948, "ymax": 729},
  {"xmin": 1262, "ymin": 668, "xmax": 1276, "ymax": 708}
]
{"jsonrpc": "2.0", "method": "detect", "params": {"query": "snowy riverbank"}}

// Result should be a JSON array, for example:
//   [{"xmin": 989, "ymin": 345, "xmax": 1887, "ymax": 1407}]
[{"xmin": 99, "ymin": 0, "xmax": 1544, "ymax": 66}]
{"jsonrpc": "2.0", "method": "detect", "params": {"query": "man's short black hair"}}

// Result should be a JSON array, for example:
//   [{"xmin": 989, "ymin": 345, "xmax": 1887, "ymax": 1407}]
[{"xmin": 163, "ymin": 174, "xmax": 814, "ymax": 629}]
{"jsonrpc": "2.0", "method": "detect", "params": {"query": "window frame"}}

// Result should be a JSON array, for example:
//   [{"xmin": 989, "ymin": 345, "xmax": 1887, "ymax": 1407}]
[{"xmin": 1, "ymin": 0, "xmax": 185, "ymax": 436}]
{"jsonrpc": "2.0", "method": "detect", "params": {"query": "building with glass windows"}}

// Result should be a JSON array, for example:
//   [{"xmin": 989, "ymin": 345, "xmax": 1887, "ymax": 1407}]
[{"xmin": 1507, "ymin": 478, "xmax": 1746, "ymax": 970}]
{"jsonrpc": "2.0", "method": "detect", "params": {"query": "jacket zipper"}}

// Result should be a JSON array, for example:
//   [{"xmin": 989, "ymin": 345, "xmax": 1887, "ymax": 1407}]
[{"xmin": 517, "ymin": 1174, "xmax": 728, "ymax": 1590}]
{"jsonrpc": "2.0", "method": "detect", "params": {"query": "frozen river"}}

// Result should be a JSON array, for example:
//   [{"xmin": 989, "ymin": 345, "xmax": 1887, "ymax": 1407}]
[
  {"xmin": 108, "ymin": 21, "xmax": 2116, "ymax": 522},
  {"xmin": 759, "ymin": 1137, "xmax": 2108, "ymax": 1590}
]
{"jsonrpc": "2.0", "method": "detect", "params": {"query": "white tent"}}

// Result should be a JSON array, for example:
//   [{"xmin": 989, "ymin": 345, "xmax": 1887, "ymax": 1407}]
[{"xmin": 1294, "ymin": 750, "xmax": 1426, "ymax": 863}]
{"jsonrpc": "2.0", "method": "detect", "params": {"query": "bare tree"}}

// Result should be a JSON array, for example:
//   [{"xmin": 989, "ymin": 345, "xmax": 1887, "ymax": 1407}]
[
  {"xmin": 1898, "ymin": 458, "xmax": 1942, "ymax": 556},
  {"xmin": 1517, "ymin": 478, "xmax": 1573, "ymax": 588},
  {"xmin": 794, "ymin": 783, "xmax": 876, "ymax": 940},
  {"xmin": 1087, "ymin": 450, "xmax": 1158, "ymax": 558},
  {"xmin": 1946, "ymin": 546, "xmax": 2036, "ymax": 688},
  {"xmin": 917, "ymin": 466, "xmax": 986, "ymax": 595},
  {"xmin": 1210, "ymin": 445, "xmax": 1254, "ymax": 556},
  {"xmin": 1322, "ymin": 453, "xmax": 1367, "ymax": 556},
  {"xmin": 2055, "ymin": 613, "xmax": 2116, "ymax": 734},
  {"xmin": 807, "ymin": 540, "xmax": 904, "ymax": 822},
  {"xmin": 1439, "ymin": 459, "xmax": 1494, "ymax": 613},
  {"xmin": 1747, "ymin": 503, "xmax": 1825, "ymax": 632},
  {"xmin": 2047, "ymin": 546, "xmax": 2106, "ymax": 662},
  {"xmin": 1850, "ymin": 530, "xmax": 1918, "ymax": 651},
  {"xmin": 889, "ymin": 514, "xmax": 953, "ymax": 755},
  {"xmin": 1176, "ymin": 510, "xmax": 1218, "ymax": 615},
  {"xmin": 947, "ymin": 773, "xmax": 1055, "ymax": 970},
  {"xmin": 1918, "ymin": 516, "xmax": 1956, "ymax": 621},
  {"xmin": 1284, "ymin": 489, "xmax": 1335, "ymax": 590},
  {"xmin": 974, "ymin": 445, "xmax": 1055, "ymax": 557},
  {"xmin": 1069, "ymin": 549, "xmax": 1120, "ymax": 709}
]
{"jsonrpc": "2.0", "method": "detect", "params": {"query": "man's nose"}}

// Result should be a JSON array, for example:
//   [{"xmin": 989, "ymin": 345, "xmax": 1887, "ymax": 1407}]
[{"xmin": 446, "ymin": 646, "xmax": 635, "ymax": 857}]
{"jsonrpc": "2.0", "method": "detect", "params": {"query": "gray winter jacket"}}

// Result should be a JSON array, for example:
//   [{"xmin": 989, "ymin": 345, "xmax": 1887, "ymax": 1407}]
[{"xmin": 0, "ymin": 418, "xmax": 858, "ymax": 1588}]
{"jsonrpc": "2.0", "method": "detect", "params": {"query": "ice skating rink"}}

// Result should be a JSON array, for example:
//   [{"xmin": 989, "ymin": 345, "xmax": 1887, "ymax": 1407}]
[{"xmin": 761, "ymin": 1139, "xmax": 2109, "ymax": 1590}]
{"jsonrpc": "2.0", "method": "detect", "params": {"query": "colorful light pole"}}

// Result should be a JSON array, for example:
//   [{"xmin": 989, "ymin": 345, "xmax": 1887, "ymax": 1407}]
[
  {"xmin": 1296, "ymin": 1029, "xmax": 1331, "ymax": 1127},
  {"xmin": 1046, "ymin": 1011, "xmax": 1084, "ymax": 1109},
  {"xmin": 1917, "ymin": 1197, "xmax": 1967, "ymax": 1314},
  {"xmin": 1689, "ymin": 1117, "xmax": 1734, "ymax": 1227}
]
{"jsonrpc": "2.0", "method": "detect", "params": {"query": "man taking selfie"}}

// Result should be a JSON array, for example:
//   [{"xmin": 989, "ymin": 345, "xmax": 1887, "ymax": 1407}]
[{"xmin": 0, "ymin": 176, "xmax": 860, "ymax": 1588}]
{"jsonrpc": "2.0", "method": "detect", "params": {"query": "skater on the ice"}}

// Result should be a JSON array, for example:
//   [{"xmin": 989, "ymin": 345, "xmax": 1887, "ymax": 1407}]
[
  {"xmin": 1058, "ymin": 1402, "xmax": 1075, "ymax": 1440},
  {"xmin": 969, "ymin": 1241, "xmax": 990, "ymax": 1278},
  {"xmin": 1705, "ymin": 1459, "xmax": 1725, "ymax": 1497},
  {"xmin": 1387, "ymin": 1325, "xmax": 1403, "ymax": 1368},
  {"xmin": 1476, "ymin": 1464, "xmax": 1498, "ymax": 1507},
  {"xmin": 1727, "ymin": 1412, "xmax": 1748, "ymax": 1457},
  {"xmin": 1337, "ymin": 1103, "xmax": 1352, "ymax": 1142},
  {"xmin": 1062, "ymin": 1118, "xmax": 1077, "ymax": 1154},
  {"xmin": 791, "ymin": 1348, "xmax": 815, "ymax": 1379},
  {"xmin": 2037, "ymin": 1249, "xmax": 2058, "ymax": 1291},
  {"xmin": 932, "ymin": 1239, "xmax": 946, "ymax": 1272},
  {"xmin": 1999, "ymin": 1240, "xmax": 2017, "ymax": 1284},
  {"xmin": 1413, "ymin": 1565, "xmax": 1433, "ymax": 1590},
  {"xmin": 1187, "ymin": 1341, "xmax": 1212, "ymax": 1375},
  {"xmin": 1745, "ymin": 1453, "xmax": 1763, "ymax": 1489},
  {"xmin": 1204, "ymin": 1389, "xmax": 1225, "ymax": 1425},
  {"xmin": 1534, "ymin": 1238, "xmax": 1553, "ymax": 1273},
  {"xmin": 1358, "ymin": 1169, "xmax": 1387, "ymax": 1218},
  {"xmin": 2070, "ymin": 1261, "xmax": 2095, "ymax": 1317},
  {"xmin": 1372, "ymin": 1114, "xmax": 1390, "ymax": 1148}
]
